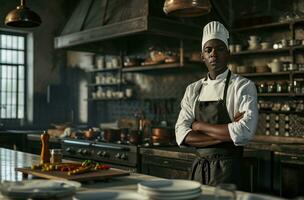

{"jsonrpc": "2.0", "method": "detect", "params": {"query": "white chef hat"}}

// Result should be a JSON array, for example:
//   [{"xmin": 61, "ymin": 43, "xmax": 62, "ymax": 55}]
[{"xmin": 201, "ymin": 21, "xmax": 229, "ymax": 51}]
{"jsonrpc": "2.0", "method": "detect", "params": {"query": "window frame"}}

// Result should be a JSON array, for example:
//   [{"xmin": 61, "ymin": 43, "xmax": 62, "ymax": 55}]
[{"xmin": 0, "ymin": 30, "xmax": 27, "ymax": 126}]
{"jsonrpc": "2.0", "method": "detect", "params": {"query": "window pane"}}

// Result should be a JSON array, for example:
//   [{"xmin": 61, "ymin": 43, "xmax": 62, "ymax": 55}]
[
  {"xmin": 12, "ymin": 50, "xmax": 18, "ymax": 64},
  {"xmin": 18, "ymin": 106, "xmax": 24, "ymax": 118},
  {"xmin": 6, "ymin": 50, "xmax": 12, "ymax": 63},
  {"xmin": 7, "ymin": 67, "xmax": 12, "ymax": 79},
  {"xmin": 1, "ymin": 35, "xmax": 7, "ymax": 48},
  {"xmin": 12, "ymin": 67, "xmax": 17, "ymax": 79},
  {"xmin": 1, "ymin": 79, "xmax": 6, "ymax": 92},
  {"xmin": 1, "ymin": 50, "xmax": 7, "ymax": 63},
  {"xmin": 12, "ymin": 93, "xmax": 17, "ymax": 104},
  {"xmin": 1, "ymin": 106, "xmax": 6, "ymax": 118},
  {"xmin": 7, "ymin": 92, "xmax": 12, "ymax": 104},
  {"xmin": 12, "ymin": 105, "xmax": 16, "ymax": 118},
  {"xmin": 18, "ymin": 65, "xmax": 24, "ymax": 79},
  {"xmin": 12, "ymin": 36, "xmax": 18, "ymax": 49},
  {"xmin": 18, "ymin": 80, "xmax": 24, "ymax": 92},
  {"xmin": 18, "ymin": 93, "xmax": 24, "ymax": 105},
  {"xmin": 18, "ymin": 37, "xmax": 24, "ymax": 50},
  {"xmin": 6, "ymin": 105, "xmax": 11, "ymax": 118},
  {"xmin": 1, "ymin": 92, "xmax": 6, "ymax": 104},
  {"xmin": 12, "ymin": 79, "xmax": 17, "ymax": 92},
  {"xmin": 7, "ymin": 35, "xmax": 12, "ymax": 49},
  {"xmin": 2, "ymin": 65, "xmax": 7, "ymax": 78},
  {"xmin": 18, "ymin": 51, "xmax": 24, "ymax": 64}
]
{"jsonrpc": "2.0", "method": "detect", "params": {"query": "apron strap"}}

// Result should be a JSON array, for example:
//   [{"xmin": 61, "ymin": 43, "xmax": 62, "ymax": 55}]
[
  {"xmin": 190, "ymin": 157, "xmax": 211, "ymax": 184},
  {"xmin": 222, "ymin": 70, "xmax": 231, "ymax": 104}
]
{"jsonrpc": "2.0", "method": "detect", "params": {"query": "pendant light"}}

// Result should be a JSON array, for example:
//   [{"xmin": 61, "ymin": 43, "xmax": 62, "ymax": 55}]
[
  {"xmin": 163, "ymin": 0, "xmax": 211, "ymax": 17},
  {"xmin": 5, "ymin": 0, "xmax": 41, "ymax": 28}
]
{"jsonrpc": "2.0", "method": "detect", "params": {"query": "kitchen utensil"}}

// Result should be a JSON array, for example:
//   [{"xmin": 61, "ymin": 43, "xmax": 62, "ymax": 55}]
[
  {"xmin": 267, "ymin": 59, "xmax": 282, "ymax": 72},
  {"xmin": 237, "ymin": 66, "xmax": 252, "ymax": 74},
  {"xmin": 163, "ymin": 0, "xmax": 211, "ymax": 17},
  {"xmin": 260, "ymin": 42, "xmax": 272, "ymax": 49},
  {"xmin": 255, "ymin": 65, "xmax": 270, "ymax": 73}
]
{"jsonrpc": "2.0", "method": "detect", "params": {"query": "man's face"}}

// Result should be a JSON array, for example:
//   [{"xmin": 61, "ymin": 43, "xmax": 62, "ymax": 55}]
[{"xmin": 201, "ymin": 39, "xmax": 230, "ymax": 73}]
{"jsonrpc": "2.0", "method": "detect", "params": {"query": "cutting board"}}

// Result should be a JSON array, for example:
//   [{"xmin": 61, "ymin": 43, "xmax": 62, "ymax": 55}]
[{"xmin": 15, "ymin": 167, "xmax": 129, "ymax": 182}]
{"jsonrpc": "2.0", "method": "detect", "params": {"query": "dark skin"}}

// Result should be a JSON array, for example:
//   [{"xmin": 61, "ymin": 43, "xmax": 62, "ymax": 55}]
[{"xmin": 184, "ymin": 39, "xmax": 245, "ymax": 147}]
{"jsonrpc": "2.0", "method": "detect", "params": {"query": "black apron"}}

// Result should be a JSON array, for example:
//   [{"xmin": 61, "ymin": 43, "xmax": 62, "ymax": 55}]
[{"xmin": 190, "ymin": 70, "xmax": 243, "ymax": 186}]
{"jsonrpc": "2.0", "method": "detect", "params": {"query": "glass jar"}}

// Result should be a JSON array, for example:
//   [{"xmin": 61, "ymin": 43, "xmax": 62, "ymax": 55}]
[
  {"xmin": 258, "ymin": 82, "xmax": 267, "ymax": 93},
  {"xmin": 50, "ymin": 149, "xmax": 62, "ymax": 164},
  {"xmin": 294, "ymin": 80, "xmax": 301, "ymax": 93},
  {"xmin": 267, "ymin": 82, "xmax": 275, "ymax": 93}
]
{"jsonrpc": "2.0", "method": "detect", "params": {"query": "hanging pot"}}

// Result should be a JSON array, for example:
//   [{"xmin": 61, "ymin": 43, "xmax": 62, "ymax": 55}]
[{"xmin": 163, "ymin": 0, "xmax": 211, "ymax": 17}]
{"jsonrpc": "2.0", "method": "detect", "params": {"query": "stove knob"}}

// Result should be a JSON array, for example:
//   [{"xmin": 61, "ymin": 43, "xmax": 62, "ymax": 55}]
[
  {"xmin": 97, "ymin": 151, "xmax": 103, "ymax": 156},
  {"xmin": 120, "ymin": 153, "xmax": 128, "ymax": 160},
  {"xmin": 77, "ymin": 149, "xmax": 83, "ymax": 154},
  {"xmin": 65, "ymin": 147, "xmax": 74, "ymax": 153},
  {"xmin": 101, "ymin": 151, "xmax": 108, "ymax": 157},
  {"xmin": 115, "ymin": 153, "xmax": 121, "ymax": 159},
  {"xmin": 82, "ymin": 149, "xmax": 89, "ymax": 155}
]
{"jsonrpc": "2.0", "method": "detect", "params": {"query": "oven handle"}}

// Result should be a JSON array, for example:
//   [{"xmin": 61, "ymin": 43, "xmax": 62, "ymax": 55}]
[
  {"xmin": 92, "ymin": 143, "xmax": 130, "ymax": 151},
  {"xmin": 63, "ymin": 140, "xmax": 90, "ymax": 146}
]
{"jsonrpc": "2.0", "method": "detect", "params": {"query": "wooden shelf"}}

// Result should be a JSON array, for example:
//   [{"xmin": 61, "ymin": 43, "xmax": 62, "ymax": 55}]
[
  {"xmin": 231, "ymin": 47, "xmax": 289, "ymax": 56},
  {"xmin": 122, "ymin": 62, "xmax": 201, "ymax": 72},
  {"xmin": 258, "ymin": 93, "xmax": 304, "ymax": 97},
  {"xmin": 86, "ymin": 98, "xmax": 126, "ymax": 101},
  {"xmin": 231, "ymin": 18, "xmax": 304, "ymax": 32},
  {"xmin": 240, "ymin": 71, "xmax": 290, "ymax": 77},
  {"xmin": 86, "ymin": 67, "xmax": 121, "ymax": 73},
  {"xmin": 232, "ymin": 21, "xmax": 289, "ymax": 32},
  {"xmin": 87, "ymin": 83, "xmax": 124, "ymax": 87}
]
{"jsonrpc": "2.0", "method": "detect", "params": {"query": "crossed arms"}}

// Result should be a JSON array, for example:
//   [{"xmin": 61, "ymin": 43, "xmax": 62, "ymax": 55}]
[{"xmin": 184, "ymin": 112, "xmax": 245, "ymax": 147}]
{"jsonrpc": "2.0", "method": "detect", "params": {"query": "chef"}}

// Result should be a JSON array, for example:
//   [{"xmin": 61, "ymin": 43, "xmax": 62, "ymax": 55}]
[{"xmin": 175, "ymin": 21, "xmax": 258, "ymax": 186}]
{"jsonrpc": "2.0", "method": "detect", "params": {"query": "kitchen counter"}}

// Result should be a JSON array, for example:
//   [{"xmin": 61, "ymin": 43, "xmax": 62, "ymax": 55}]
[
  {"xmin": 0, "ymin": 148, "xmax": 287, "ymax": 200},
  {"xmin": 0, "ymin": 148, "xmax": 218, "ymax": 199}
]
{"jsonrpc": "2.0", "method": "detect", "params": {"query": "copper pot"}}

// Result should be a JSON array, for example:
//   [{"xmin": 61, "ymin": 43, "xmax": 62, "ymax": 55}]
[
  {"xmin": 128, "ymin": 131, "xmax": 142, "ymax": 145},
  {"xmin": 163, "ymin": 0, "xmax": 211, "ymax": 17},
  {"xmin": 103, "ymin": 129, "xmax": 120, "ymax": 142},
  {"xmin": 151, "ymin": 128, "xmax": 172, "ymax": 145},
  {"xmin": 83, "ymin": 128, "xmax": 96, "ymax": 139}
]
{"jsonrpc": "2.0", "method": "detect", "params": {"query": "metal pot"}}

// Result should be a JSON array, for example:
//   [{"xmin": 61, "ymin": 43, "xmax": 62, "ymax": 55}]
[
  {"xmin": 151, "ymin": 127, "xmax": 172, "ymax": 145},
  {"xmin": 103, "ymin": 129, "xmax": 120, "ymax": 142},
  {"xmin": 163, "ymin": 0, "xmax": 211, "ymax": 17}
]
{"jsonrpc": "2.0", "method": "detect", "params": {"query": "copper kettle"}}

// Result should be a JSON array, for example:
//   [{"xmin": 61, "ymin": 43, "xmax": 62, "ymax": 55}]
[{"xmin": 163, "ymin": 0, "xmax": 211, "ymax": 17}]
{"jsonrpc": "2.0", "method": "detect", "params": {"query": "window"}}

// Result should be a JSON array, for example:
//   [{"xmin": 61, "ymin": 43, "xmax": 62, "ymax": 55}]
[{"xmin": 0, "ymin": 31, "xmax": 26, "ymax": 119}]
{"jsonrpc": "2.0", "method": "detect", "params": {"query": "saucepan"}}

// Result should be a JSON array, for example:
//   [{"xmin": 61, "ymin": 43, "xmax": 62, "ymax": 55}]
[{"xmin": 151, "ymin": 127, "xmax": 173, "ymax": 145}]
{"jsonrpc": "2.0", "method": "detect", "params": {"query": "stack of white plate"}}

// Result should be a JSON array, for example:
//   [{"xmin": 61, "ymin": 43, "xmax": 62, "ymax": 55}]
[
  {"xmin": 0, "ymin": 179, "xmax": 81, "ymax": 199},
  {"xmin": 138, "ymin": 179, "xmax": 202, "ymax": 200}
]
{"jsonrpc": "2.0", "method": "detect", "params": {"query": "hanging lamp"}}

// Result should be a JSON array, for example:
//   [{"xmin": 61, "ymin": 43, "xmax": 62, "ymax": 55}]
[
  {"xmin": 163, "ymin": 0, "xmax": 211, "ymax": 17},
  {"xmin": 5, "ymin": 0, "xmax": 41, "ymax": 28}
]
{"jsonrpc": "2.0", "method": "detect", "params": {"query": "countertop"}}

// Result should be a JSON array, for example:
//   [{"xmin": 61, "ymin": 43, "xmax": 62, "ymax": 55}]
[
  {"xmin": 0, "ymin": 148, "xmax": 220, "ymax": 199},
  {"xmin": 0, "ymin": 148, "xmax": 288, "ymax": 200}
]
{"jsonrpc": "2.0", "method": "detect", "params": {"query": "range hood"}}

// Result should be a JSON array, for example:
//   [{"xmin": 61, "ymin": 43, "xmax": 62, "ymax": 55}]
[{"xmin": 54, "ymin": 0, "xmax": 202, "ymax": 49}]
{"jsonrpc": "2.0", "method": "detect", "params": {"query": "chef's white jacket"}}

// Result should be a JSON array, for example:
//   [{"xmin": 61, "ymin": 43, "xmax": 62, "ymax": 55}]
[{"xmin": 175, "ymin": 69, "xmax": 258, "ymax": 146}]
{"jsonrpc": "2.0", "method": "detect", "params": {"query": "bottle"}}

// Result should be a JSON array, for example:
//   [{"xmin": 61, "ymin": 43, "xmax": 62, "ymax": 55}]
[{"xmin": 40, "ymin": 131, "xmax": 51, "ymax": 164}]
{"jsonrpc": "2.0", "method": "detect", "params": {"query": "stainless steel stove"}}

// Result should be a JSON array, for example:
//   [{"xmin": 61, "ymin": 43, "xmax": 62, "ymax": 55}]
[{"xmin": 61, "ymin": 139, "xmax": 140, "ymax": 172}]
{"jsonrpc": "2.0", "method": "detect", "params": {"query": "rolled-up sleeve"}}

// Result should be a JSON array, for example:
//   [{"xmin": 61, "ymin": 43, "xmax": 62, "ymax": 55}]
[
  {"xmin": 175, "ymin": 86, "xmax": 195, "ymax": 146},
  {"xmin": 228, "ymin": 81, "xmax": 259, "ymax": 146}
]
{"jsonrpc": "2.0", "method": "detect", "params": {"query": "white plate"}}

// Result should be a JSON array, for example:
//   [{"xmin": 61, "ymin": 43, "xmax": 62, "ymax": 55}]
[
  {"xmin": 138, "ymin": 187, "xmax": 201, "ymax": 197},
  {"xmin": 0, "ymin": 179, "xmax": 80, "ymax": 199},
  {"xmin": 138, "ymin": 179, "xmax": 201, "ymax": 193},
  {"xmin": 73, "ymin": 190, "xmax": 148, "ymax": 200},
  {"xmin": 140, "ymin": 191, "xmax": 201, "ymax": 200}
]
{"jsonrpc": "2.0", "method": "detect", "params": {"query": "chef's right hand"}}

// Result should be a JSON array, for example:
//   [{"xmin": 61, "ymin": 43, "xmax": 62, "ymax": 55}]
[{"xmin": 234, "ymin": 111, "xmax": 245, "ymax": 122}]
